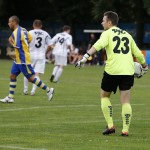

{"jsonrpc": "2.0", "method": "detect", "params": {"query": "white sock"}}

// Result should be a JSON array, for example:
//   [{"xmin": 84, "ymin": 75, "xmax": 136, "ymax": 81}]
[
  {"xmin": 54, "ymin": 68, "xmax": 63, "ymax": 82},
  {"xmin": 31, "ymin": 76, "xmax": 39, "ymax": 93},
  {"xmin": 24, "ymin": 77, "xmax": 28, "ymax": 92},
  {"xmin": 52, "ymin": 66, "xmax": 59, "ymax": 76}
]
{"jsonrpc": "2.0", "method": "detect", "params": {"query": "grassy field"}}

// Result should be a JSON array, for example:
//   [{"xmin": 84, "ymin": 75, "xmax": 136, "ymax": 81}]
[{"xmin": 0, "ymin": 59, "xmax": 150, "ymax": 150}]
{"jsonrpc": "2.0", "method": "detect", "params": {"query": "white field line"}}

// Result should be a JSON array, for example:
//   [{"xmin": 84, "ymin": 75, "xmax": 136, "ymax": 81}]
[
  {"xmin": 0, "ymin": 145, "xmax": 46, "ymax": 150},
  {"xmin": 0, "ymin": 118, "xmax": 149, "ymax": 128},
  {"xmin": 0, "ymin": 104, "xmax": 144, "ymax": 112},
  {"xmin": 1, "ymin": 77, "xmax": 150, "ymax": 87}
]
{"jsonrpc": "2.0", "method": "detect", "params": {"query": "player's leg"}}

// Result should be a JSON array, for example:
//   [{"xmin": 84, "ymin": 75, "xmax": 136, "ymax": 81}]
[
  {"xmin": 50, "ymin": 65, "xmax": 59, "ymax": 82},
  {"xmin": 53, "ymin": 65, "xmax": 63, "ymax": 83},
  {"xmin": 120, "ymin": 90, "xmax": 132, "ymax": 136},
  {"xmin": 31, "ymin": 59, "xmax": 45, "ymax": 95},
  {"xmin": 101, "ymin": 90, "xmax": 115, "ymax": 135},
  {"xmin": 29, "ymin": 75, "xmax": 54, "ymax": 101},
  {"xmin": 0, "ymin": 62, "xmax": 20, "ymax": 103},
  {"xmin": 53, "ymin": 55, "xmax": 67, "ymax": 83},
  {"xmin": 50, "ymin": 54, "xmax": 58, "ymax": 82},
  {"xmin": 30, "ymin": 73, "xmax": 40, "ymax": 95},
  {"xmin": 29, "ymin": 75, "xmax": 49, "ymax": 91},
  {"xmin": 22, "ymin": 64, "xmax": 54, "ymax": 101},
  {"xmin": 9, "ymin": 74, "xmax": 17, "ymax": 99},
  {"xmin": 119, "ymin": 75, "xmax": 134, "ymax": 136},
  {"xmin": 100, "ymin": 72, "xmax": 118, "ymax": 135},
  {"xmin": 23, "ymin": 77, "xmax": 28, "ymax": 95}
]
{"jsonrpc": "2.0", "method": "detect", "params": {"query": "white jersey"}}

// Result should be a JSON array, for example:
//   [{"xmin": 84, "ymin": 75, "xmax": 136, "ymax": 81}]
[
  {"xmin": 29, "ymin": 29, "xmax": 51, "ymax": 59},
  {"xmin": 51, "ymin": 32, "xmax": 72, "ymax": 57}
]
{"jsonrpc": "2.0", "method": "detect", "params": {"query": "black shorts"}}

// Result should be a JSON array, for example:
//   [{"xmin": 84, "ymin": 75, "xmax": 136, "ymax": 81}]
[{"xmin": 101, "ymin": 71, "xmax": 134, "ymax": 94}]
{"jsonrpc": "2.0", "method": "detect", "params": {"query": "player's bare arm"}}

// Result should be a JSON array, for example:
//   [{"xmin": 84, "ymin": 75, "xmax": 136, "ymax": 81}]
[
  {"xmin": 87, "ymin": 46, "xmax": 96, "ymax": 55},
  {"xmin": 8, "ymin": 36, "xmax": 14, "ymax": 45},
  {"xmin": 45, "ymin": 45, "xmax": 53, "ymax": 55}
]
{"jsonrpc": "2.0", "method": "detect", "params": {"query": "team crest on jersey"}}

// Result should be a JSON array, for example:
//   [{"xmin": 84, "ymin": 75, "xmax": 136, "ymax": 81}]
[
  {"xmin": 34, "ymin": 31, "xmax": 43, "ymax": 36},
  {"xmin": 112, "ymin": 29, "xmax": 126, "ymax": 35}
]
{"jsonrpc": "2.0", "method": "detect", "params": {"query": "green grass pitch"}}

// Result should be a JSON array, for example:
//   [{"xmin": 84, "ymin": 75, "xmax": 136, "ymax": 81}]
[{"xmin": 0, "ymin": 59, "xmax": 150, "ymax": 150}]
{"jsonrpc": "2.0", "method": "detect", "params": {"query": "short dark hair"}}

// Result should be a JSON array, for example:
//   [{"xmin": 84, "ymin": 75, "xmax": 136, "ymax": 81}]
[
  {"xmin": 63, "ymin": 25, "xmax": 71, "ymax": 31},
  {"xmin": 33, "ymin": 19, "xmax": 42, "ymax": 27},
  {"xmin": 104, "ymin": 11, "xmax": 118, "ymax": 26},
  {"xmin": 10, "ymin": 15, "xmax": 20, "ymax": 24}
]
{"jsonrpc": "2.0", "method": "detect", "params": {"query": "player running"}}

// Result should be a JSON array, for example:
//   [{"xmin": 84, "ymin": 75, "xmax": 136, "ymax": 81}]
[
  {"xmin": 0, "ymin": 16, "xmax": 54, "ymax": 103},
  {"xmin": 23, "ymin": 19, "xmax": 52, "ymax": 96},
  {"xmin": 50, "ymin": 25, "xmax": 72, "ymax": 83}
]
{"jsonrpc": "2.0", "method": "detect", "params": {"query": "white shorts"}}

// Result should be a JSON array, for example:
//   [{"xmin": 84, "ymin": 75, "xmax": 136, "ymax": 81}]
[
  {"xmin": 31, "ymin": 59, "xmax": 45, "ymax": 74},
  {"xmin": 54, "ymin": 55, "xmax": 67, "ymax": 66}
]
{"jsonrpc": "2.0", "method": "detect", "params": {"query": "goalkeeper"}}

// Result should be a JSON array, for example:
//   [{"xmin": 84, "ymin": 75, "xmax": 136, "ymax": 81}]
[{"xmin": 75, "ymin": 11, "xmax": 148, "ymax": 136}]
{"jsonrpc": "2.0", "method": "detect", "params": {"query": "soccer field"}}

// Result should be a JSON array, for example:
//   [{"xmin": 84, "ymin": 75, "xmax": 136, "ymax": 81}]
[{"xmin": 0, "ymin": 59, "xmax": 150, "ymax": 150}]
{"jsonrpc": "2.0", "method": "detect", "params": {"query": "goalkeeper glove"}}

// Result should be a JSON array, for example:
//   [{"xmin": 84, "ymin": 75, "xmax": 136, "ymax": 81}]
[
  {"xmin": 141, "ymin": 65, "xmax": 148, "ymax": 75},
  {"xmin": 75, "ymin": 53, "xmax": 90, "ymax": 68},
  {"xmin": 137, "ymin": 65, "xmax": 148, "ymax": 78}
]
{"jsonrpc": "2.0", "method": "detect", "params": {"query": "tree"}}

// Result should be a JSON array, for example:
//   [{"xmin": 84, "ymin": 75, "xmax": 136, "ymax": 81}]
[
  {"xmin": 91, "ymin": 0, "xmax": 150, "ymax": 48},
  {"xmin": 143, "ymin": 0, "xmax": 150, "ymax": 15},
  {"xmin": 47, "ymin": 0, "xmax": 93, "ymax": 23}
]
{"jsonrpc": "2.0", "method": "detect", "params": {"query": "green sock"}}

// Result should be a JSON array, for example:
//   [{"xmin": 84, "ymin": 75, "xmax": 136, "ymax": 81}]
[
  {"xmin": 122, "ymin": 103, "xmax": 132, "ymax": 133},
  {"xmin": 101, "ymin": 97, "xmax": 113, "ymax": 128}
]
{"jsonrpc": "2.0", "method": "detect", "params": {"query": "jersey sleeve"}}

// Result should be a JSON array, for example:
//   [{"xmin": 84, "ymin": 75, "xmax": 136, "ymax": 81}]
[
  {"xmin": 45, "ymin": 34, "xmax": 51, "ymax": 46},
  {"xmin": 9, "ymin": 33, "xmax": 15, "ymax": 45},
  {"xmin": 50, "ymin": 34, "xmax": 58, "ymax": 45},
  {"xmin": 27, "ymin": 32, "xmax": 32, "ymax": 43},
  {"xmin": 131, "ymin": 38, "xmax": 145, "ymax": 64},
  {"xmin": 11, "ymin": 33, "xmax": 15, "ymax": 40},
  {"xmin": 66, "ymin": 36, "xmax": 72, "ymax": 46},
  {"xmin": 93, "ymin": 31, "xmax": 108, "ymax": 51}
]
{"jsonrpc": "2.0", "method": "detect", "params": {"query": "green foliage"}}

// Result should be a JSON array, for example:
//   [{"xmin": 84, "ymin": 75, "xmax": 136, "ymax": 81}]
[
  {"xmin": 91, "ymin": 0, "xmax": 116, "ymax": 20},
  {"xmin": 48, "ymin": 0, "xmax": 93, "ymax": 24},
  {"xmin": 91, "ymin": 0, "xmax": 149, "ymax": 22},
  {"xmin": 143, "ymin": 0, "xmax": 150, "ymax": 15},
  {"xmin": 91, "ymin": 0, "xmax": 150, "ymax": 47}
]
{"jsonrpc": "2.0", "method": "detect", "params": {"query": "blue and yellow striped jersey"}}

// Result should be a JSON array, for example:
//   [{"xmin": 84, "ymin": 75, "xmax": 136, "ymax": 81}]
[{"xmin": 11, "ymin": 26, "xmax": 32, "ymax": 64}]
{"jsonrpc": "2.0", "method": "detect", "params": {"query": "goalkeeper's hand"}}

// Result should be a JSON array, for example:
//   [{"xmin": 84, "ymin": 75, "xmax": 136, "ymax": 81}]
[
  {"xmin": 141, "ymin": 65, "xmax": 148, "ymax": 75},
  {"xmin": 75, "ymin": 53, "xmax": 90, "ymax": 68},
  {"xmin": 137, "ymin": 65, "xmax": 148, "ymax": 78}
]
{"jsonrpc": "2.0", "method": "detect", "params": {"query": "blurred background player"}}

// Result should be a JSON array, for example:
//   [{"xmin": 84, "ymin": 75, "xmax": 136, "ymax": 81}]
[
  {"xmin": 87, "ymin": 33, "xmax": 96, "ymax": 65},
  {"xmin": 50, "ymin": 25, "xmax": 73, "ymax": 83},
  {"xmin": 23, "ymin": 19, "xmax": 52, "ymax": 95},
  {"xmin": 0, "ymin": 16, "xmax": 54, "ymax": 103},
  {"xmin": 87, "ymin": 33, "xmax": 102, "ymax": 65},
  {"xmin": 68, "ymin": 44, "xmax": 79, "ymax": 64}
]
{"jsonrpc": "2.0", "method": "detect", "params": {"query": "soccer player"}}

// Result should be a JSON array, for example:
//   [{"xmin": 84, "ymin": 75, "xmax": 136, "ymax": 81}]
[
  {"xmin": 0, "ymin": 16, "xmax": 54, "ymax": 103},
  {"xmin": 75, "ymin": 11, "xmax": 148, "ymax": 136},
  {"xmin": 50, "ymin": 25, "xmax": 72, "ymax": 83},
  {"xmin": 23, "ymin": 19, "xmax": 52, "ymax": 96}
]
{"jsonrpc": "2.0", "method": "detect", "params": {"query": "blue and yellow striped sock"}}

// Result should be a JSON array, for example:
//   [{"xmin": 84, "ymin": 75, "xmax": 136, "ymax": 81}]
[
  {"xmin": 8, "ymin": 79, "xmax": 17, "ymax": 98},
  {"xmin": 32, "ymin": 77, "xmax": 49, "ymax": 92}
]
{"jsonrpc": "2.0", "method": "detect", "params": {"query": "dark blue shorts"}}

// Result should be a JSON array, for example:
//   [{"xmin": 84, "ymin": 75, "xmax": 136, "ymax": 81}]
[{"xmin": 11, "ymin": 62, "xmax": 35, "ymax": 79}]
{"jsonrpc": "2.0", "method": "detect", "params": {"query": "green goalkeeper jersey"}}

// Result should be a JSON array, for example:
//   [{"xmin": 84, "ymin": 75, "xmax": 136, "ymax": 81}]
[{"xmin": 93, "ymin": 26, "xmax": 145, "ymax": 75}]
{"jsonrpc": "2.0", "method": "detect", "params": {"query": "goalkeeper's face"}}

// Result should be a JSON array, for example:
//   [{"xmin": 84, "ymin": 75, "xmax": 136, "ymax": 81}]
[{"xmin": 101, "ymin": 16, "xmax": 111, "ymax": 30}]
